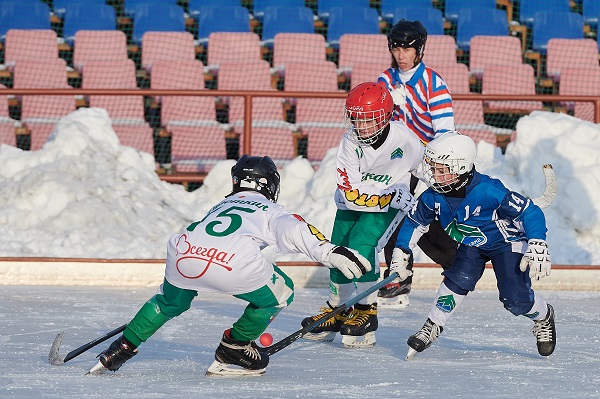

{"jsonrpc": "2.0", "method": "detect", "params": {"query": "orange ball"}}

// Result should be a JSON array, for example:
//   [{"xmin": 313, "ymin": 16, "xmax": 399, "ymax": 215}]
[{"xmin": 259, "ymin": 332, "xmax": 273, "ymax": 346}]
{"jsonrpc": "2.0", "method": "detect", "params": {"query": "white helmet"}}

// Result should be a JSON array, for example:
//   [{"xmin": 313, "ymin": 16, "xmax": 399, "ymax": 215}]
[{"xmin": 422, "ymin": 132, "xmax": 477, "ymax": 193}]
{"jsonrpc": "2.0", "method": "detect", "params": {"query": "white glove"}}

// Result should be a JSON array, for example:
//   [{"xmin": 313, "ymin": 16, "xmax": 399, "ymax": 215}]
[
  {"xmin": 389, "ymin": 183, "xmax": 416, "ymax": 212},
  {"xmin": 322, "ymin": 245, "xmax": 372, "ymax": 280},
  {"xmin": 519, "ymin": 239, "xmax": 551, "ymax": 281},
  {"xmin": 390, "ymin": 247, "xmax": 413, "ymax": 281},
  {"xmin": 390, "ymin": 84, "xmax": 407, "ymax": 106}
]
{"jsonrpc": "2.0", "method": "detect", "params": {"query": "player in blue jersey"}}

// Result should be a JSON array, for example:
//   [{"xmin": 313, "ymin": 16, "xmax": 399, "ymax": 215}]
[
  {"xmin": 377, "ymin": 20, "xmax": 458, "ymax": 308},
  {"xmin": 389, "ymin": 132, "xmax": 556, "ymax": 359}
]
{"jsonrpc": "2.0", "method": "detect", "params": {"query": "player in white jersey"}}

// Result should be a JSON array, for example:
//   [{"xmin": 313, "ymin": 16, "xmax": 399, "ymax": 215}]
[
  {"xmin": 89, "ymin": 155, "xmax": 371, "ymax": 377},
  {"xmin": 301, "ymin": 82, "xmax": 424, "ymax": 348}
]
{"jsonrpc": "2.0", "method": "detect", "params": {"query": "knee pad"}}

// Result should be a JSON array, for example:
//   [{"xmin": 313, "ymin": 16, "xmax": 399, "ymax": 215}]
[{"xmin": 443, "ymin": 278, "xmax": 469, "ymax": 296}]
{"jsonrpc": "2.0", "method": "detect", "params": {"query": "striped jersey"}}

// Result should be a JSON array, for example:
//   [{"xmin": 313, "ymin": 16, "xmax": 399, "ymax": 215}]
[
  {"xmin": 395, "ymin": 171, "xmax": 548, "ymax": 255},
  {"xmin": 378, "ymin": 62, "xmax": 455, "ymax": 143}
]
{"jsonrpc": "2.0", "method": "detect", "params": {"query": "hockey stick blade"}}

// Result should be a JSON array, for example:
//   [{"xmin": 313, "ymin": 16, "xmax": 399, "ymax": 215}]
[
  {"xmin": 531, "ymin": 164, "xmax": 557, "ymax": 209},
  {"xmin": 264, "ymin": 272, "xmax": 399, "ymax": 356},
  {"xmin": 48, "ymin": 324, "xmax": 127, "ymax": 366}
]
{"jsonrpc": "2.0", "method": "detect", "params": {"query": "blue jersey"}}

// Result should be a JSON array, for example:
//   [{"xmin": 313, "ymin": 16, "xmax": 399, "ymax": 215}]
[{"xmin": 396, "ymin": 171, "xmax": 547, "ymax": 256}]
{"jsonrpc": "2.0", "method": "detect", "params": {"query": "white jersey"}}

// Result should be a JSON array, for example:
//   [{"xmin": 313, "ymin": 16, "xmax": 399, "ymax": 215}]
[
  {"xmin": 334, "ymin": 121, "xmax": 425, "ymax": 213},
  {"xmin": 164, "ymin": 192, "xmax": 334, "ymax": 295}
]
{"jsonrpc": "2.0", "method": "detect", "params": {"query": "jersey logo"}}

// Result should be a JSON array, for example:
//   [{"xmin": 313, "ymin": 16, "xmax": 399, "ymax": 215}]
[
  {"xmin": 391, "ymin": 147, "xmax": 404, "ymax": 160},
  {"xmin": 174, "ymin": 234, "xmax": 234, "ymax": 279},
  {"xmin": 344, "ymin": 188, "xmax": 393, "ymax": 209},
  {"xmin": 444, "ymin": 220, "xmax": 488, "ymax": 246},
  {"xmin": 436, "ymin": 294, "xmax": 456, "ymax": 313},
  {"xmin": 361, "ymin": 172, "xmax": 392, "ymax": 185}
]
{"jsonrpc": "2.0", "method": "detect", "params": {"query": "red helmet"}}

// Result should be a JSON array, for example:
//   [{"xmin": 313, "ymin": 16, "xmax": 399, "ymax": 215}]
[{"xmin": 344, "ymin": 82, "xmax": 394, "ymax": 145}]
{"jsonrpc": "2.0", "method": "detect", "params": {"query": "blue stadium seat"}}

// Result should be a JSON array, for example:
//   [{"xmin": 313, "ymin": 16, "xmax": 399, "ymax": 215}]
[
  {"xmin": 253, "ymin": 0, "xmax": 305, "ymax": 21},
  {"xmin": 456, "ymin": 8, "xmax": 508, "ymax": 51},
  {"xmin": 63, "ymin": 4, "xmax": 116, "ymax": 44},
  {"xmin": 532, "ymin": 11, "xmax": 584, "ymax": 53},
  {"xmin": 53, "ymin": 0, "xmax": 107, "ymax": 19},
  {"xmin": 445, "ymin": 0, "xmax": 496, "ymax": 24},
  {"xmin": 188, "ymin": 0, "xmax": 241, "ymax": 18},
  {"xmin": 0, "ymin": 2, "xmax": 51, "ymax": 38},
  {"xmin": 327, "ymin": 7, "xmax": 380, "ymax": 48},
  {"xmin": 261, "ymin": 6, "xmax": 315, "ymax": 45},
  {"xmin": 196, "ymin": 6, "xmax": 251, "ymax": 43},
  {"xmin": 583, "ymin": 0, "xmax": 600, "ymax": 28},
  {"xmin": 393, "ymin": 7, "xmax": 444, "ymax": 35},
  {"xmin": 519, "ymin": 0, "xmax": 571, "ymax": 26},
  {"xmin": 381, "ymin": 0, "xmax": 433, "ymax": 23},
  {"xmin": 132, "ymin": 4, "xmax": 186, "ymax": 44},
  {"xmin": 124, "ymin": 0, "xmax": 178, "ymax": 17},
  {"xmin": 317, "ymin": 0, "xmax": 370, "ymax": 22}
]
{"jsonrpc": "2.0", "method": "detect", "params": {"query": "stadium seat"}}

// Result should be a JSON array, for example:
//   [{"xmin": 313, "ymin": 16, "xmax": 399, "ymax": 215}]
[
  {"xmin": 338, "ymin": 34, "xmax": 389, "ymax": 72},
  {"xmin": 53, "ymin": 0, "xmax": 107, "ymax": 19},
  {"xmin": 317, "ymin": 0, "xmax": 371, "ymax": 22},
  {"xmin": 351, "ymin": 62, "xmax": 390, "ymax": 89},
  {"xmin": 253, "ymin": 0, "xmax": 305, "ymax": 21},
  {"xmin": 546, "ymin": 38, "xmax": 598, "ymax": 82},
  {"xmin": 427, "ymin": 62, "xmax": 498, "ymax": 144},
  {"xmin": 531, "ymin": 12, "xmax": 584, "ymax": 54},
  {"xmin": 73, "ymin": 30, "xmax": 128, "ymax": 72},
  {"xmin": 219, "ymin": 60, "xmax": 293, "ymax": 159},
  {"xmin": 4, "ymin": 29, "xmax": 58, "ymax": 68},
  {"xmin": 187, "ymin": 0, "xmax": 241, "ymax": 18},
  {"xmin": 285, "ymin": 62, "xmax": 346, "ymax": 165},
  {"xmin": 260, "ymin": 6, "xmax": 315, "ymax": 46},
  {"xmin": 272, "ymin": 33, "xmax": 327, "ymax": 71},
  {"xmin": 82, "ymin": 59, "xmax": 154, "ymax": 154},
  {"xmin": 445, "ymin": 0, "xmax": 497, "ymax": 24},
  {"xmin": 519, "ymin": 0, "xmax": 571, "ymax": 26},
  {"xmin": 482, "ymin": 63, "xmax": 543, "ymax": 113},
  {"xmin": 559, "ymin": 67, "xmax": 600, "ymax": 122},
  {"xmin": 469, "ymin": 36, "xmax": 523, "ymax": 79},
  {"xmin": 327, "ymin": 7, "xmax": 380, "ymax": 48},
  {"xmin": 422, "ymin": 35, "xmax": 458, "ymax": 66},
  {"xmin": 583, "ymin": 0, "xmax": 600, "ymax": 28},
  {"xmin": 13, "ymin": 59, "xmax": 76, "ymax": 150},
  {"xmin": 62, "ymin": 3, "xmax": 116, "ymax": 44},
  {"xmin": 132, "ymin": 4, "xmax": 186, "ymax": 44},
  {"xmin": 124, "ymin": 0, "xmax": 178, "ymax": 16},
  {"xmin": 141, "ymin": 31, "xmax": 196, "ymax": 71},
  {"xmin": 456, "ymin": 8, "xmax": 508, "ymax": 51},
  {"xmin": 196, "ymin": 6, "xmax": 251, "ymax": 44},
  {"xmin": 381, "ymin": 0, "xmax": 433, "ymax": 23},
  {"xmin": 206, "ymin": 32, "xmax": 261, "ymax": 70},
  {"xmin": 0, "ymin": 2, "xmax": 51, "ymax": 37},
  {"xmin": 393, "ymin": 7, "xmax": 444, "ymax": 36},
  {"xmin": 152, "ymin": 59, "xmax": 224, "ymax": 172},
  {"xmin": 0, "ymin": 84, "xmax": 17, "ymax": 147}
]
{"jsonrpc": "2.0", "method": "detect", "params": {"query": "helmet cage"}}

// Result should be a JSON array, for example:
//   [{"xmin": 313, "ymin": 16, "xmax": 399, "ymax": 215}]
[{"xmin": 344, "ymin": 107, "xmax": 392, "ymax": 146}]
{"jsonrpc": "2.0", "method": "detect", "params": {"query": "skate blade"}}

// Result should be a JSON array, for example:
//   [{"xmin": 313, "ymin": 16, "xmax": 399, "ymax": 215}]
[
  {"xmin": 341, "ymin": 332, "xmax": 376, "ymax": 348},
  {"xmin": 405, "ymin": 347, "xmax": 418, "ymax": 361},
  {"xmin": 86, "ymin": 361, "xmax": 109, "ymax": 375},
  {"xmin": 205, "ymin": 360, "xmax": 266, "ymax": 377},
  {"xmin": 377, "ymin": 294, "xmax": 409, "ymax": 309},
  {"xmin": 301, "ymin": 331, "xmax": 337, "ymax": 342}
]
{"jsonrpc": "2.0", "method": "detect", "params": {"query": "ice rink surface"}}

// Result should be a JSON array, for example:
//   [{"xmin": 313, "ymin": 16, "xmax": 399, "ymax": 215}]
[{"xmin": 2, "ymin": 285, "xmax": 599, "ymax": 399}]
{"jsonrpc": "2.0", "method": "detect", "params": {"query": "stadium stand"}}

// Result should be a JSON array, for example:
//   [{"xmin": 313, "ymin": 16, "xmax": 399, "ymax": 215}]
[
  {"xmin": 393, "ymin": 7, "xmax": 445, "ymax": 35},
  {"xmin": 469, "ymin": 35, "xmax": 523, "ymax": 80},
  {"xmin": 326, "ymin": 7, "xmax": 381, "ymax": 48},
  {"xmin": 260, "ymin": 6, "xmax": 315, "ymax": 46},
  {"xmin": 0, "ymin": 2, "xmax": 51, "ymax": 37},
  {"xmin": 559, "ymin": 67, "xmax": 600, "ymax": 122},
  {"xmin": 252, "ymin": 0, "xmax": 306, "ymax": 21},
  {"xmin": 4, "ymin": 29, "xmax": 58, "ymax": 67},
  {"xmin": 350, "ymin": 62, "xmax": 390, "ymax": 89},
  {"xmin": 545, "ymin": 38, "xmax": 599, "ymax": 83},
  {"xmin": 62, "ymin": 3, "xmax": 117, "ymax": 45},
  {"xmin": 141, "ymin": 31, "xmax": 196, "ymax": 71},
  {"xmin": 381, "ymin": 0, "xmax": 434, "ymax": 23},
  {"xmin": 444, "ymin": 0, "xmax": 497, "ymax": 25},
  {"xmin": 317, "ymin": 0, "xmax": 371, "ymax": 22},
  {"xmin": 73, "ymin": 30, "xmax": 128, "ymax": 73},
  {"xmin": 482, "ymin": 63, "xmax": 544, "ymax": 113},
  {"xmin": 0, "ymin": 84, "xmax": 16, "ymax": 147},
  {"xmin": 422, "ymin": 35, "xmax": 458, "ymax": 66},
  {"xmin": 195, "ymin": 5, "xmax": 251, "ymax": 44},
  {"xmin": 519, "ymin": 0, "xmax": 571, "ymax": 26},
  {"xmin": 272, "ymin": 33, "xmax": 327, "ymax": 70},
  {"xmin": 531, "ymin": 11, "xmax": 584, "ymax": 53},
  {"xmin": 456, "ymin": 8, "xmax": 509, "ymax": 51}
]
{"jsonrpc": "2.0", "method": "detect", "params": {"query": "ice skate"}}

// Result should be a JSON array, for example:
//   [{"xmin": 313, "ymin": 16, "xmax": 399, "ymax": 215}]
[
  {"xmin": 340, "ymin": 303, "xmax": 378, "ymax": 348},
  {"xmin": 378, "ymin": 281, "xmax": 411, "ymax": 308},
  {"xmin": 531, "ymin": 304, "xmax": 556, "ymax": 356},
  {"xmin": 206, "ymin": 329, "xmax": 268, "ymax": 377},
  {"xmin": 301, "ymin": 302, "xmax": 351, "ymax": 342},
  {"xmin": 405, "ymin": 318, "xmax": 443, "ymax": 360},
  {"xmin": 88, "ymin": 336, "xmax": 137, "ymax": 374}
]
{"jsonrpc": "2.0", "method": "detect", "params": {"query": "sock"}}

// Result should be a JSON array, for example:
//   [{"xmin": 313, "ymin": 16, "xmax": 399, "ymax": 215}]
[
  {"xmin": 428, "ymin": 282, "xmax": 466, "ymax": 327},
  {"xmin": 523, "ymin": 292, "xmax": 549, "ymax": 321},
  {"xmin": 355, "ymin": 281, "xmax": 379, "ymax": 305},
  {"xmin": 328, "ymin": 281, "xmax": 355, "ymax": 307}
]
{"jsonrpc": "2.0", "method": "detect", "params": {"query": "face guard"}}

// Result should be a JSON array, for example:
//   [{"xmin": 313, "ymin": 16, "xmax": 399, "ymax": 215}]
[{"xmin": 344, "ymin": 82, "xmax": 393, "ymax": 146}]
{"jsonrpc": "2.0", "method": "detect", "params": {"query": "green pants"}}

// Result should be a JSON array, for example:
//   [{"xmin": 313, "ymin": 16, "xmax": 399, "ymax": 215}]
[
  {"xmin": 329, "ymin": 208, "xmax": 400, "ymax": 284},
  {"xmin": 123, "ymin": 266, "xmax": 294, "ymax": 346}
]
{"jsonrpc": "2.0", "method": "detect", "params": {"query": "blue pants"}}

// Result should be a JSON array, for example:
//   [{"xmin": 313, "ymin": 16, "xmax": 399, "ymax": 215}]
[{"xmin": 442, "ymin": 245, "xmax": 535, "ymax": 316}]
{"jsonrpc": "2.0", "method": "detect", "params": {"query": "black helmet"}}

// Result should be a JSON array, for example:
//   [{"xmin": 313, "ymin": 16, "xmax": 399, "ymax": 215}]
[
  {"xmin": 228, "ymin": 154, "xmax": 280, "ymax": 202},
  {"xmin": 387, "ymin": 19, "xmax": 428, "ymax": 59}
]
